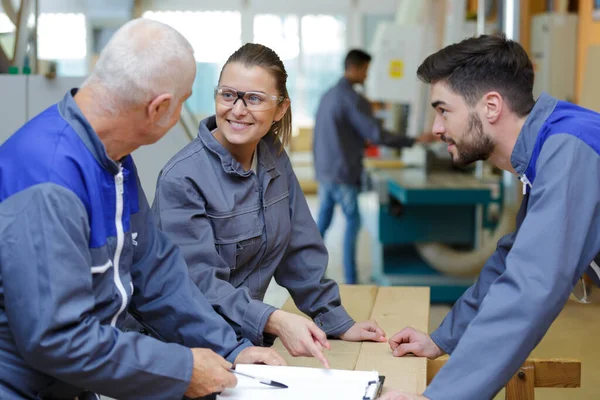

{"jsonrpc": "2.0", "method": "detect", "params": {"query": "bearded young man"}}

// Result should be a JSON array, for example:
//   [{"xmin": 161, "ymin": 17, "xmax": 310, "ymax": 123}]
[{"xmin": 381, "ymin": 33, "xmax": 600, "ymax": 400}]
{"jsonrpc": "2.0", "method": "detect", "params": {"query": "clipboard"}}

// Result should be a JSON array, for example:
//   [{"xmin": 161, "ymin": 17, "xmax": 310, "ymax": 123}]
[
  {"xmin": 363, "ymin": 375, "xmax": 386, "ymax": 400},
  {"xmin": 217, "ymin": 364, "xmax": 385, "ymax": 400}
]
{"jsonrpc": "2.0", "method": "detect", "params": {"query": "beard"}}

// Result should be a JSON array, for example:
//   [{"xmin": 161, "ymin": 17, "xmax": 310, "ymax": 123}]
[{"xmin": 443, "ymin": 113, "xmax": 495, "ymax": 167}]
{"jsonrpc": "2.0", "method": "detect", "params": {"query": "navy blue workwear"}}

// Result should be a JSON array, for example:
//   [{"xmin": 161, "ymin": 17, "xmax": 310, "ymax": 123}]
[
  {"xmin": 0, "ymin": 90, "xmax": 251, "ymax": 400},
  {"xmin": 425, "ymin": 93, "xmax": 600, "ymax": 399}
]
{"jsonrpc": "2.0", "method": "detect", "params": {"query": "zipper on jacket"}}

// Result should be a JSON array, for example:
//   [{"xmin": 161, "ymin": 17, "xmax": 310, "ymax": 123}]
[
  {"xmin": 519, "ymin": 174, "xmax": 532, "ymax": 195},
  {"xmin": 110, "ymin": 166, "xmax": 128, "ymax": 327}
]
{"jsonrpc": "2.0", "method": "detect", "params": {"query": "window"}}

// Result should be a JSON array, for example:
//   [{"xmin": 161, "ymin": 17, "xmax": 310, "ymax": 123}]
[
  {"xmin": 37, "ymin": 13, "xmax": 87, "ymax": 76},
  {"xmin": 253, "ymin": 14, "xmax": 299, "ymax": 121},
  {"xmin": 253, "ymin": 13, "xmax": 345, "ymax": 126},
  {"xmin": 300, "ymin": 14, "xmax": 345, "ymax": 123},
  {"xmin": 0, "ymin": 13, "xmax": 13, "ymax": 33},
  {"xmin": 143, "ymin": 10, "xmax": 242, "ymax": 118},
  {"xmin": 0, "ymin": 13, "xmax": 15, "ymax": 59},
  {"xmin": 0, "ymin": 12, "xmax": 87, "ymax": 75}
]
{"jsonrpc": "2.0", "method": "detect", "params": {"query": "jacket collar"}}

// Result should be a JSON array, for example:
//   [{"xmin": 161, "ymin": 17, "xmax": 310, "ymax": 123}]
[
  {"xmin": 510, "ymin": 92, "xmax": 558, "ymax": 176},
  {"xmin": 338, "ymin": 77, "xmax": 354, "ymax": 89},
  {"xmin": 57, "ymin": 88, "xmax": 121, "ymax": 174},
  {"xmin": 198, "ymin": 116, "xmax": 277, "ymax": 176}
]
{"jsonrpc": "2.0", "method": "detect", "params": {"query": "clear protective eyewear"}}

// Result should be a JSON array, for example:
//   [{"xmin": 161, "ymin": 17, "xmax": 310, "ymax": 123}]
[{"xmin": 214, "ymin": 86, "xmax": 285, "ymax": 111}]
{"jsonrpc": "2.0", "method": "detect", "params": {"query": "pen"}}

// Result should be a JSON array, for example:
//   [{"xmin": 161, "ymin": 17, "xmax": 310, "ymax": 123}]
[{"xmin": 228, "ymin": 368, "xmax": 288, "ymax": 389}]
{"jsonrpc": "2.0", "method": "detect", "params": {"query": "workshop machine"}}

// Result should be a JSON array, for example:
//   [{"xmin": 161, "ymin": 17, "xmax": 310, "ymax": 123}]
[{"xmin": 362, "ymin": 0, "xmax": 507, "ymax": 303}]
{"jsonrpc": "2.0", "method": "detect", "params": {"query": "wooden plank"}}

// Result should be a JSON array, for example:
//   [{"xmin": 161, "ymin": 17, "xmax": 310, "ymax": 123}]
[
  {"xmin": 427, "ymin": 356, "xmax": 448, "ymax": 385},
  {"xmin": 528, "ymin": 359, "xmax": 581, "ymax": 388},
  {"xmin": 428, "ymin": 357, "xmax": 580, "ymax": 388},
  {"xmin": 275, "ymin": 285, "xmax": 379, "ymax": 370},
  {"xmin": 364, "ymin": 158, "xmax": 405, "ymax": 170},
  {"xmin": 289, "ymin": 127, "xmax": 313, "ymax": 152},
  {"xmin": 298, "ymin": 179, "xmax": 318, "ymax": 195},
  {"xmin": 280, "ymin": 284, "xmax": 378, "ymax": 323},
  {"xmin": 505, "ymin": 361, "xmax": 535, "ymax": 400},
  {"xmin": 357, "ymin": 351, "xmax": 428, "ymax": 394},
  {"xmin": 368, "ymin": 286, "xmax": 430, "ymax": 333},
  {"xmin": 271, "ymin": 340, "xmax": 363, "ymax": 370},
  {"xmin": 276, "ymin": 286, "xmax": 431, "ymax": 394},
  {"xmin": 355, "ymin": 287, "xmax": 430, "ymax": 394}
]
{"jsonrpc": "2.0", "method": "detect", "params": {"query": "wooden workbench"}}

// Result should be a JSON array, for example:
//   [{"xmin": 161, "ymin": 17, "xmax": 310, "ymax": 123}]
[
  {"xmin": 272, "ymin": 285, "xmax": 430, "ymax": 394},
  {"xmin": 272, "ymin": 285, "xmax": 582, "ymax": 399}
]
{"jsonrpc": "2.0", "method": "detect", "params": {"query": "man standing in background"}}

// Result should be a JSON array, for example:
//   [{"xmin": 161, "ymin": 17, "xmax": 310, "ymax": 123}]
[{"xmin": 313, "ymin": 49, "xmax": 433, "ymax": 284}]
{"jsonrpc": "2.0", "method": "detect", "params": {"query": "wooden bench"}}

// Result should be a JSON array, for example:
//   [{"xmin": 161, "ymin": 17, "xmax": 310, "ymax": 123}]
[{"xmin": 428, "ymin": 357, "xmax": 581, "ymax": 399}]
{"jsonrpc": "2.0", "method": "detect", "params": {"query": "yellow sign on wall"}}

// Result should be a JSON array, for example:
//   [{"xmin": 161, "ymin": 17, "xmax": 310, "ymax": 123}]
[{"xmin": 389, "ymin": 60, "xmax": 404, "ymax": 78}]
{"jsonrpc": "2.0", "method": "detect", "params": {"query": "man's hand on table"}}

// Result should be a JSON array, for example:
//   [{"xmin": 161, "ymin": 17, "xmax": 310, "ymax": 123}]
[
  {"xmin": 265, "ymin": 310, "xmax": 331, "ymax": 368},
  {"xmin": 388, "ymin": 327, "xmax": 444, "ymax": 358},
  {"xmin": 380, "ymin": 391, "xmax": 430, "ymax": 400},
  {"xmin": 339, "ymin": 320, "xmax": 387, "ymax": 342},
  {"xmin": 184, "ymin": 348, "xmax": 237, "ymax": 398},
  {"xmin": 184, "ymin": 346, "xmax": 286, "ymax": 398}
]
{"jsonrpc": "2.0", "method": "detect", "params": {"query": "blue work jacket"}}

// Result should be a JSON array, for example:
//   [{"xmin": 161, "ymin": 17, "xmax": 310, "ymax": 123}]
[
  {"xmin": 425, "ymin": 93, "xmax": 600, "ymax": 399},
  {"xmin": 0, "ymin": 90, "xmax": 250, "ymax": 400}
]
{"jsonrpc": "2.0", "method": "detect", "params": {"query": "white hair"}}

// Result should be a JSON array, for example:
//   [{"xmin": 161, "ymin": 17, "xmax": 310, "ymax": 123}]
[{"xmin": 82, "ymin": 18, "xmax": 195, "ymax": 115}]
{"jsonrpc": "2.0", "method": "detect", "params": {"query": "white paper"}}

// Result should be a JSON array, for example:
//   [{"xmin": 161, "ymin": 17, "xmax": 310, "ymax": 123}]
[{"xmin": 217, "ymin": 364, "xmax": 380, "ymax": 400}]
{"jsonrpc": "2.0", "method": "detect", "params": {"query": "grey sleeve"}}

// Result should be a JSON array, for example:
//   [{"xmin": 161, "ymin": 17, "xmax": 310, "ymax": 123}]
[
  {"xmin": 424, "ymin": 134, "xmax": 600, "ymax": 400},
  {"xmin": 430, "ymin": 230, "xmax": 516, "ymax": 354},
  {"xmin": 128, "ymin": 180, "xmax": 252, "ymax": 361},
  {"xmin": 152, "ymin": 175, "xmax": 277, "ymax": 346},
  {"xmin": 344, "ymin": 95, "xmax": 416, "ymax": 148},
  {"xmin": 274, "ymin": 158, "xmax": 355, "ymax": 337},
  {"xmin": 0, "ymin": 184, "xmax": 193, "ymax": 400}
]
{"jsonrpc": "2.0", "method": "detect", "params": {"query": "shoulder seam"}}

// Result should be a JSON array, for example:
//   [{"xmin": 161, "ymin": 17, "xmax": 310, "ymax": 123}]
[
  {"xmin": 47, "ymin": 123, "xmax": 79, "ymax": 192},
  {"xmin": 161, "ymin": 140, "xmax": 207, "ymax": 177}
]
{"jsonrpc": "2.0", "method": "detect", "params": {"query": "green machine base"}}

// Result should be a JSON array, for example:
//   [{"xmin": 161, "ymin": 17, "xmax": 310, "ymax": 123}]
[{"xmin": 362, "ymin": 169, "xmax": 501, "ymax": 304}]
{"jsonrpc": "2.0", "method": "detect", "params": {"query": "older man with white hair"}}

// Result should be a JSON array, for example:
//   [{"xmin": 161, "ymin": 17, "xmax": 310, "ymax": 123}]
[{"xmin": 0, "ymin": 18, "xmax": 284, "ymax": 400}]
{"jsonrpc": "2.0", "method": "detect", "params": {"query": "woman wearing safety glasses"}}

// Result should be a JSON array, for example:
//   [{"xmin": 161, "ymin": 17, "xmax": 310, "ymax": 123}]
[{"xmin": 151, "ymin": 43, "xmax": 386, "ymax": 367}]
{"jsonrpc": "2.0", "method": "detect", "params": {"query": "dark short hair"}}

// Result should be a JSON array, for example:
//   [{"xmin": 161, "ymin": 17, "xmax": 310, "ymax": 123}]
[
  {"xmin": 344, "ymin": 49, "xmax": 372, "ymax": 70},
  {"xmin": 417, "ymin": 33, "xmax": 535, "ymax": 117}
]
